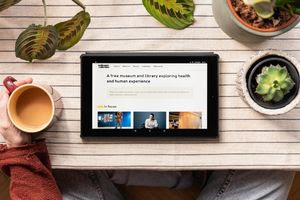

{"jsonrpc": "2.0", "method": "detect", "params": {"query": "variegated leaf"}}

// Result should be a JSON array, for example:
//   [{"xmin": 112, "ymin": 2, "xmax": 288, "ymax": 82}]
[
  {"xmin": 15, "ymin": 24, "xmax": 59, "ymax": 62},
  {"xmin": 142, "ymin": 0, "xmax": 195, "ymax": 29},
  {"xmin": 55, "ymin": 11, "xmax": 90, "ymax": 50},
  {"xmin": 0, "ymin": 0, "xmax": 22, "ymax": 12}
]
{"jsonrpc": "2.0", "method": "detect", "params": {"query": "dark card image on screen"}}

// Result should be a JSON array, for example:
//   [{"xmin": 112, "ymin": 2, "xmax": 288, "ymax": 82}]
[
  {"xmin": 97, "ymin": 112, "xmax": 131, "ymax": 129},
  {"xmin": 134, "ymin": 112, "xmax": 166, "ymax": 129}
]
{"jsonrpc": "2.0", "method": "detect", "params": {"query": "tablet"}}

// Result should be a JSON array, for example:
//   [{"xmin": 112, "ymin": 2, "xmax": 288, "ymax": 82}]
[{"xmin": 81, "ymin": 53, "xmax": 219, "ymax": 137}]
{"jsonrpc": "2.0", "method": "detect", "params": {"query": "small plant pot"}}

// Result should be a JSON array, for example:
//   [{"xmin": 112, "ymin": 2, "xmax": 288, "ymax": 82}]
[
  {"xmin": 236, "ymin": 50, "xmax": 300, "ymax": 115},
  {"xmin": 212, "ymin": 0, "xmax": 300, "ymax": 43}
]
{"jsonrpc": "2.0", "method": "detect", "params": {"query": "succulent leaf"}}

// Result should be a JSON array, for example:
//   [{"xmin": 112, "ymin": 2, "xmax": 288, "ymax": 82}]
[
  {"xmin": 256, "ymin": 83, "xmax": 271, "ymax": 95},
  {"xmin": 278, "ymin": 66, "xmax": 288, "ymax": 81},
  {"xmin": 282, "ymin": 77, "xmax": 295, "ymax": 94},
  {"xmin": 54, "ymin": 11, "xmax": 90, "ymax": 50},
  {"xmin": 142, "ymin": 0, "xmax": 195, "ymax": 29},
  {"xmin": 255, "ymin": 64, "xmax": 295, "ymax": 102},
  {"xmin": 15, "ymin": 24, "xmax": 59, "ymax": 62},
  {"xmin": 273, "ymin": 90, "xmax": 284, "ymax": 102},
  {"xmin": 263, "ymin": 87, "xmax": 276, "ymax": 101},
  {"xmin": 0, "ymin": 0, "xmax": 21, "ymax": 12}
]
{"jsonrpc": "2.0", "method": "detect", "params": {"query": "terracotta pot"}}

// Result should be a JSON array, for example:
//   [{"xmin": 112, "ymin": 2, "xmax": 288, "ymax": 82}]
[
  {"xmin": 212, "ymin": 0, "xmax": 300, "ymax": 43},
  {"xmin": 236, "ymin": 50, "xmax": 300, "ymax": 115}
]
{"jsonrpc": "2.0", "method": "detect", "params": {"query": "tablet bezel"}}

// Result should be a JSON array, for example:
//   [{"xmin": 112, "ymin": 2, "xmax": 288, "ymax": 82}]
[{"xmin": 81, "ymin": 53, "xmax": 219, "ymax": 137}]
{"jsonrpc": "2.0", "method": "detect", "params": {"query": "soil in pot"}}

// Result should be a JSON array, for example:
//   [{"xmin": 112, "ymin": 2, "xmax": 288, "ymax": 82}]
[
  {"xmin": 230, "ymin": 0, "xmax": 295, "ymax": 30},
  {"xmin": 246, "ymin": 55, "xmax": 300, "ymax": 109}
]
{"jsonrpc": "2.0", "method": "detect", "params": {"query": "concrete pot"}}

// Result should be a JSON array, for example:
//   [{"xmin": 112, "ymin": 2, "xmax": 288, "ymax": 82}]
[
  {"xmin": 212, "ymin": 0, "xmax": 300, "ymax": 43},
  {"xmin": 236, "ymin": 50, "xmax": 300, "ymax": 115}
]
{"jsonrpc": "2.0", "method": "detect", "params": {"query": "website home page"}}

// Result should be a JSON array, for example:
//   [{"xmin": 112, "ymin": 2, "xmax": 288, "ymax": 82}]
[{"xmin": 92, "ymin": 63, "xmax": 207, "ymax": 130}]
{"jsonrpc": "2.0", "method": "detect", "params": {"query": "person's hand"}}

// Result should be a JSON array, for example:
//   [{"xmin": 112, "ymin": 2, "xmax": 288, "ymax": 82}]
[{"xmin": 0, "ymin": 77, "xmax": 33, "ymax": 148}]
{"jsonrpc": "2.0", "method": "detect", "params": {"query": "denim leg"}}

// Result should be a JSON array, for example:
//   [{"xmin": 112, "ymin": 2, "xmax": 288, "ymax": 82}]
[
  {"xmin": 197, "ymin": 170, "xmax": 295, "ymax": 200},
  {"xmin": 53, "ymin": 170, "xmax": 123, "ymax": 200},
  {"xmin": 107, "ymin": 170, "xmax": 196, "ymax": 189},
  {"xmin": 93, "ymin": 171, "xmax": 124, "ymax": 200}
]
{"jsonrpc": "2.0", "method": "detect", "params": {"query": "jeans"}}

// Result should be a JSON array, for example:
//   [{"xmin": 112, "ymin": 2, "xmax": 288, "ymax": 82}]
[{"xmin": 53, "ymin": 170, "xmax": 295, "ymax": 200}]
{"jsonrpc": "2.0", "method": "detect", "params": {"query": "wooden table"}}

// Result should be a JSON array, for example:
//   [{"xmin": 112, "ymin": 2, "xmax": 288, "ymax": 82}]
[{"xmin": 1, "ymin": 0, "xmax": 300, "ymax": 170}]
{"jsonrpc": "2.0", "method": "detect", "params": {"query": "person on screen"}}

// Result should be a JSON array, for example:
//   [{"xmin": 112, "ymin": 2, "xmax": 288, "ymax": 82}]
[
  {"xmin": 115, "ymin": 112, "xmax": 123, "ymax": 129},
  {"xmin": 170, "ymin": 120, "xmax": 179, "ymax": 129},
  {"xmin": 145, "ymin": 113, "xmax": 158, "ymax": 129}
]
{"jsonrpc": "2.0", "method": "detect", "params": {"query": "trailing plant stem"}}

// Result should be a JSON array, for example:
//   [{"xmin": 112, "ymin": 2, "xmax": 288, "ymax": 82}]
[{"xmin": 42, "ymin": 0, "xmax": 47, "ymax": 26}]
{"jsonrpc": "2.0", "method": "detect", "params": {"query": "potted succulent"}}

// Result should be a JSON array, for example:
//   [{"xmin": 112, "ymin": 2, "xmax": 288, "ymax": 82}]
[
  {"xmin": 212, "ymin": 0, "xmax": 300, "ymax": 42},
  {"xmin": 236, "ymin": 50, "xmax": 300, "ymax": 115}
]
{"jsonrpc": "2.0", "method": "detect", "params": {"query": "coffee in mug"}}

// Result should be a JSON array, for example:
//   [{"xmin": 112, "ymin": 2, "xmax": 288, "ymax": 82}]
[{"xmin": 3, "ymin": 76, "xmax": 62, "ymax": 133}]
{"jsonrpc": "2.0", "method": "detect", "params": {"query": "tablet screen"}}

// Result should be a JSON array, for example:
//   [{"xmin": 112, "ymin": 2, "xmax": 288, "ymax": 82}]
[{"xmin": 92, "ymin": 62, "xmax": 207, "ymax": 130}]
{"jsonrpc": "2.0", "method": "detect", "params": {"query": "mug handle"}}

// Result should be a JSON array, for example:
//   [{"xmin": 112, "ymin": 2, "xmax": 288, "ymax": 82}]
[{"xmin": 3, "ymin": 76, "xmax": 18, "ymax": 94}]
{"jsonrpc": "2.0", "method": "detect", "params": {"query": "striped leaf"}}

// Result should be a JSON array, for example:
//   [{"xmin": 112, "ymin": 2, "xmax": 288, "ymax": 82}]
[
  {"xmin": 142, "ymin": 0, "xmax": 195, "ymax": 29},
  {"xmin": 15, "ymin": 24, "xmax": 59, "ymax": 62},
  {"xmin": 55, "ymin": 11, "xmax": 91, "ymax": 50},
  {"xmin": 0, "ymin": 0, "xmax": 22, "ymax": 12}
]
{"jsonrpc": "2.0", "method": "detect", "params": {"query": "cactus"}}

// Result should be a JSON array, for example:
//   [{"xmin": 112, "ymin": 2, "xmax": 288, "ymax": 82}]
[{"xmin": 255, "ymin": 64, "xmax": 295, "ymax": 102}]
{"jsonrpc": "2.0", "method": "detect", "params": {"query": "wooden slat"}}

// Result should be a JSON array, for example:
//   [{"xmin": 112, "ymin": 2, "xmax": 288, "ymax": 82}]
[
  {"xmin": 0, "ymin": 0, "xmax": 300, "ymax": 169},
  {"xmin": 1, "ymin": 40, "xmax": 300, "ymax": 51},
  {"xmin": 49, "ymin": 154, "xmax": 300, "ymax": 170},
  {"xmin": 46, "ymin": 120, "xmax": 300, "ymax": 133},
  {"xmin": 3, "ymin": 131, "xmax": 300, "ymax": 144},
  {"xmin": 46, "ymin": 143, "xmax": 300, "ymax": 155},
  {"xmin": 2, "ymin": 27, "xmax": 300, "ymax": 40},
  {"xmin": 0, "ymin": 5, "xmax": 212, "ymax": 17},
  {"xmin": 0, "ymin": 17, "xmax": 219, "ymax": 28},
  {"xmin": 0, "ymin": 50, "xmax": 300, "ymax": 64}
]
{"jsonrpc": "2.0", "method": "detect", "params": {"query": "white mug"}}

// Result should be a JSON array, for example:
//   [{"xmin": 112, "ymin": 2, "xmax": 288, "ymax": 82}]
[{"xmin": 3, "ymin": 76, "xmax": 62, "ymax": 133}]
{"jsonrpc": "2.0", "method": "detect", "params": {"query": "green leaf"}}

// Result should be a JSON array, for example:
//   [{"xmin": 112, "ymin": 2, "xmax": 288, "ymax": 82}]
[
  {"xmin": 72, "ymin": 0, "xmax": 85, "ymax": 10},
  {"xmin": 251, "ymin": 0, "xmax": 275, "ymax": 18},
  {"xmin": 263, "ymin": 93, "xmax": 274, "ymax": 101},
  {"xmin": 0, "ymin": 0, "xmax": 22, "ymax": 12},
  {"xmin": 282, "ymin": 77, "xmax": 295, "ymax": 94},
  {"xmin": 142, "ymin": 0, "xmax": 195, "ymax": 29},
  {"xmin": 273, "ymin": 90, "xmax": 284, "ymax": 102},
  {"xmin": 275, "ymin": 0, "xmax": 292, "ymax": 7},
  {"xmin": 15, "ymin": 24, "xmax": 59, "ymax": 62},
  {"xmin": 293, "ymin": 7, "xmax": 300, "ymax": 14},
  {"xmin": 262, "ymin": 87, "xmax": 276, "ymax": 101},
  {"xmin": 278, "ymin": 66, "xmax": 288, "ymax": 81},
  {"xmin": 256, "ymin": 74, "xmax": 269, "ymax": 84},
  {"xmin": 55, "ymin": 11, "xmax": 90, "ymax": 50},
  {"xmin": 275, "ymin": 0, "xmax": 300, "ymax": 14},
  {"xmin": 256, "ymin": 83, "xmax": 271, "ymax": 95},
  {"xmin": 256, "ymin": 64, "xmax": 296, "ymax": 102}
]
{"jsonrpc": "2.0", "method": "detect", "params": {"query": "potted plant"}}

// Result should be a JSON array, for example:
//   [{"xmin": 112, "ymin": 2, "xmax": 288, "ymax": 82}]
[
  {"xmin": 236, "ymin": 50, "xmax": 300, "ymax": 115},
  {"xmin": 212, "ymin": 0, "xmax": 300, "ymax": 42}
]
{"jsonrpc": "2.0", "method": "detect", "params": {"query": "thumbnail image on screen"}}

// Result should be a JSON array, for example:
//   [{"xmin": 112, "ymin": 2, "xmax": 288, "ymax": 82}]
[
  {"xmin": 134, "ymin": 112, "xmax": 166, "ymax": 129},
  {"xmin": 98, "ymin": 112, "xmax": 131, "ymax": 129},
  {"xmin": 169, "ymin": 112, "xmax": 202, "ymax": 129}
]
